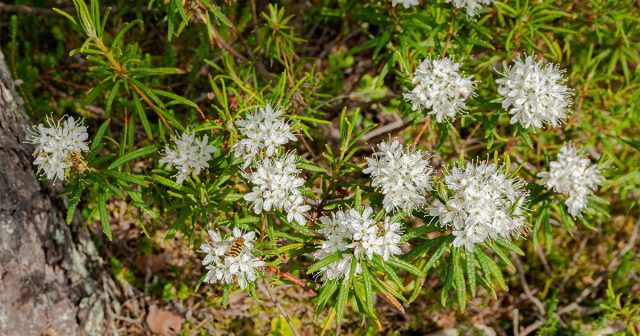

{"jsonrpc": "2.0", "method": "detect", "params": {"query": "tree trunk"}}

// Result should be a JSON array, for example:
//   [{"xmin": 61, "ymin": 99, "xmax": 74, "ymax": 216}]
[{"xmin": 0, "ymin": 50, "xmax": 103, "ymax": 335}]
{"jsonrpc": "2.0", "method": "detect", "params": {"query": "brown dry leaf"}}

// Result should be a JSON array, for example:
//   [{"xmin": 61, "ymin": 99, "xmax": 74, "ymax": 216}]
[
  {"xmin": 136, "ymin": 254, "xmax": 170, "ymax": 273},
  {"xmin": 146, "ymin": 305, "xmax": 182, "ymax": 336}
]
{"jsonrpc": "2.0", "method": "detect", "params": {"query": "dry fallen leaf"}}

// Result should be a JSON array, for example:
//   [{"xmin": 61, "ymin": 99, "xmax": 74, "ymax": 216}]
[
  {"xmin": 136, "ymin": 254, "xmax": 170, "ymax": 273},
  {"xmin": 146, "ymin": 305, "xmax": 182, "ymax": 336}
]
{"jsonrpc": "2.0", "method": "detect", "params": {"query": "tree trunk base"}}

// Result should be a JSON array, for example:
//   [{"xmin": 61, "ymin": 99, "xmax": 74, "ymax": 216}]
[{"xmin": 0, "ymin": 50, "xmax": 104, "ymax": 335}]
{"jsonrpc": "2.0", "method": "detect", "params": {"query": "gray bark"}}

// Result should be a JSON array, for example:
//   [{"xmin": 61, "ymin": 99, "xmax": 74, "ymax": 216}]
[{"xmin": 0, "ymin": 50, "xmax": 104, "ymax": 335}]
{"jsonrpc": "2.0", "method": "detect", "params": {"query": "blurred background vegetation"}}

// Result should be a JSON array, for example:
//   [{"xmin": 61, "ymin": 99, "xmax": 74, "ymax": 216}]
[{"xmin": 1, "ymin": 0, "xmax": 639, "ymax": 334}]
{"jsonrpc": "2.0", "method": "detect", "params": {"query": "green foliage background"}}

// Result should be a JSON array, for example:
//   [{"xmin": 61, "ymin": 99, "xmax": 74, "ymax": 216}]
[{"xmin": 1, "ymin": 0, "xmax": 639, "ymax": 334}]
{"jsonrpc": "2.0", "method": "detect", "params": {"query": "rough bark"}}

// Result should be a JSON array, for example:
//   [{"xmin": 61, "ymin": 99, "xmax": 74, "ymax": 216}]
[{"xmin": 0, "ymin": 50, "xmax": 104, "ymax": 335}]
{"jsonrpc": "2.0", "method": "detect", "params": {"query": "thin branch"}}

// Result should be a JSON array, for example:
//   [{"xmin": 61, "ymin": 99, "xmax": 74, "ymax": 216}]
[
  {"xmin": 411, "ymin": 117, "xmax": 430, "ymax": 150},
  {"xmin": 263, "ymin": 282, "xmax": 301, "ymax": 336},
  {"xmin": 511, "ymin": 252, "xmax": 546, "ymax": 317}
]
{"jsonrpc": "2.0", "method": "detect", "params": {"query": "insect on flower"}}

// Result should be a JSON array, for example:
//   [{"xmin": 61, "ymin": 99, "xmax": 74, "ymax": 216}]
[{"xmin": 225, "ymin": 237, "xmax": 246, "ymax": 257}]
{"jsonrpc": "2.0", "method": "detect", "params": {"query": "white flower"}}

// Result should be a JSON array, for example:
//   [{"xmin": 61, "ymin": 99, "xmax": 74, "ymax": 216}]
[
  {"xmin": 429, "ymin": 161, "xmax": 528, "ymax": 251},
  {"xmin": 313, "ymin": 207, "xmax": 403, "ymax": 281},
  {"xmin": 380, "ymin": 218, "xmax": 404, "ymax": 260},
  {"xmin": 159, "ymin": 129, "xmax": 216, "ymax": 184},
  {"xmin": 538, "ymin": 143, "xmax": 604, "ymax": 218},
  {"xmin": 233, "ymin": 104, "xmax": 297, "ymax": 167},
  {"xmin": 26, "ymin": 115, "xmax": 90, "ymax": 181},
  {"xmin": 496, "ymin": 54, "xmax": 573, "ymax": 129},
  {"xmin": 444, "ymin": 0, "xmax": 493, "ymax": 17},
  {"xmin": 404, "ymin": 57, "xmax": 475, "ymax": 123},
  {"xmin": 392, "ymin": 0, "xmax": 419, "ymax": 8},
  {"xmin": 243, "ymin": 153, "xmax": 310, "ymax": 224},
  {"xmin": 363, "ymin": 140, "xmax": 433, "ymax": 213},
  {"xmin": 200, "ymin": 229, "xmax": 264, "ymax": 289}
]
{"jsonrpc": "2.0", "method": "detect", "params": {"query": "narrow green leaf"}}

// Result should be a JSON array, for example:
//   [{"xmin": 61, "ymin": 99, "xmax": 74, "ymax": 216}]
[
  {"xmin": 388, "ymin": 256, "xmax": 423, "ymax": 277},
  {"xmin": 454, "ymin": 250, "xmax": 466, "ymax": 312},
  {"xmin": 476, "ymin": 248, "xmax": 508, "ymax": 291},
  {"xmin": 335, "ymin": 258, "xmax": 357, "ymax": 325},
  {"xmin": 441, "ymin": 247, "xmax": 456, "ymax": 307},
  {"xmin": 466, "ymin": 253, "xmax": 476, "ymax": 297},
  {"xmin": 421, "ymin": 235, "xmax": 453, "ymax": 274},
  {"xmin": 298, "ymin": 162, "xmax": 327, "ymax": 173},
  {"xmin": 133, "ymin": 91, "xmax": 153, "ymax": 139},
  {"xmin": 372, "ymin": 256, "xmax": 403, "ymax": 289},
  {"xmin": 165, "ymin": 209, "xmax": 190, "ymax": 241},
  {"xmin": 486, "ymin": 241, "xmax": 514, "ymax": 269},
  {"xmin": 105, "ymin": 81, "xmax": 120, "ymax": 116},
  {"xmin": 66, "ymin": 182, "xmax": 86, "ymax": 224},
  {"xmin": 98, "ymin": 190, "xmax": 112, "ymax": 240},
  {"xmin": 108, "ymin": 144, "xmax": 158, "ymax": 169},
  {"xmin": 90, "ymin": 118, "xmax": 111, "ymax": 152},
  {"xmin": 307, "ymin": 251, "xmax": 342, "ymax": 275},
  {"xmin": 315, "ymin": 279, "xmax": 338, "ymax": 319},
  {"xmin": 360, "ymin": 263, "xmax": 376, "ymax": 318},
  {"xmin": 495, "ymin": 237, "xmax": 525, "ymax": 256}
]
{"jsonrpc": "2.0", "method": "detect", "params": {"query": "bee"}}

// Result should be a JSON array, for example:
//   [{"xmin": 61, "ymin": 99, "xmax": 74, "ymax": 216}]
[{"xmin": 225, "ymin": 237, "xmax": 245, "ymax": 257}]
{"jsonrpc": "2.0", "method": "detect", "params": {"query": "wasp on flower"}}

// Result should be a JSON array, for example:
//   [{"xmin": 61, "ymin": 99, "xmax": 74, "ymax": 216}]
[
  {"xmin": 26, "ymin": 114, "xmax": 91, "ymax": 182},
  {"xmin": 200, "ymin": 228, "xmax": 264, "ymax": 290}
]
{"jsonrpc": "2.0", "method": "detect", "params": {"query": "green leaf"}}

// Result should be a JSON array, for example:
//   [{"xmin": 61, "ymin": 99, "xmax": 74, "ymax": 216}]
[
  {"xmin": 98, "ymin": 190, "xmax": 112, "ymax": 240},
  {"xmin": 165, "ymin": 209, "xmax": 190, "ymax": 241},
  {"xmin": 476, "ymin": 248, "xmax": 508, "ymax": 291},
  {"xmin": 315, "ymin": 279, "xmax": 338, "ymax": 319},
  {"xmin": 441, "ymin": 247, "xmax": 457, "ymax": 307},
  {"xmin": 298, "ymin": 162, "xmax": 327, "ymax": 173},
  {"xmin": 421, "ymin": 235, "xmax": 454, "ymax": 274},
  {"xmin": 83, "ymin": 80, "xmax": 110, "ymax": 105},
  {"xmin": 454, "ymin": 250, "xmax": 466, "ymax": 312},
  {"xmin": 360, "ymin": 263, "xmax": 376, "ymax": 318},
  {"xmin": 372, "ymin": 256, "xmax": 403, "ymax": 289},
  {"xmin": 133, "ymin": 91, "xmax": 153, "ymax": 139},
  {"xmin": 307, "ymin": 251, "xmax": 342, "ymax": 275},
  {"xmin": 105, "ymin": 81, "xmax": 120, "ymax": 116},
  {"xmin": 90, "ymin": 118, "xmax": 111, "ymax": 152},
  {"xmin": 152, "ymin": 89, "xmax": 199, "ymax": 109},
  {"xmin": 133, "ymin": 67, "xmax": 185, "ymax": 77},
  {"xmin": 66, "ymin": 182, "xmax": 86, "ymax": 224},
  {"xmin": 486, "ymin": 241, "xmax": 514, "ymax": 269},
  {"xmin": 387, "ymin": 256, "xmax": 423, "ymax": 277},
  {"xmin": 401, "ymin": 222, "xmax": 440, "ymax": 242},
  {"xmin": 335, "ymin": 258, "xmax": 357, "ymax": 326},
  {"xmin": 466, "ymin": 253, "xmax": 476, "ymax": 297},
  {"xmin": 108, "ymin": 144, "xmax": 158, "ymax": 169},
  {"xmin": 495, "ymin": 237, "xmax": 525, "ymax": 256}
]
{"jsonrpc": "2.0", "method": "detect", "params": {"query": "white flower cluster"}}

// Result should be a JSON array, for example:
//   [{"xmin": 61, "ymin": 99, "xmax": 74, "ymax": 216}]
[
  {"xmin": 429, "ymin": 161, "xmax": 528, "ymax": 251},
  {"xmin": 313, "ymin": 207, "xmax": 403, "ymax": 281},
  {"xmin": 159, "ymin": 129, "xmax": 216, "ymax": 184},
  {"xmin": 243, "ymin": 153, "xmax": 310, "ymax": 224},
  {"xmin": 233, "ymin": 103, "xmax": 297, "ymax": 167},
  {"xmin": 538, "ymin": 143, "xmax": 604, "ymax": 218},
  {"xmin": 391, "ymin": 0, "xmax": 419, "ymax": 8},
  {"xmin": 26, "ymin": 115, "xmax": 90, "ymax": 181},
  {"xmin": 445, "ymin": 0, "xmax": 493, "ymax": 17},
  {"xmin": 497, "ymin": 54, "xmax": 573, "ymax": 129},
  {"xmin": 364, "ymin": 140, "xmax": 433, "ymax": 213},
  {"xmin": 200, "ymin": 228, "xmax": 265, "ymax": 289},
  {"xmin": 404, "ymin": 57, "xmax": 475, "ymax": 123}
]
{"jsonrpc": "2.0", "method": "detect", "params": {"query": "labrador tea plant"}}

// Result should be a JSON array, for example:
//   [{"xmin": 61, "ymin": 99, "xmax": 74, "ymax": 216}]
[{"xmin": 7, "ymin": 0, "xmax": 639, "ymax": 334}]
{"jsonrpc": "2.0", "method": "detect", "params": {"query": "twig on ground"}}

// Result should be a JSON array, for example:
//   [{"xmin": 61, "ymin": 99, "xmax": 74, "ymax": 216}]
[
  {"xmin": 519, "ymin": 217, "xmax": 640, "ymax": 336},
  {"xmin": 535, "ymin": 244, "xmax": 553, "ymax": 275},
  {"xmin": 361, "ymin": 115, "xmax": 407, "ymax": 143},
  {"xmin": 262, "ymin": 282, "xmax": 301, "ymax": 336},
  {"xmin": 511, "ymin": 252, "xmax": 546, "ymax": 317}
]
